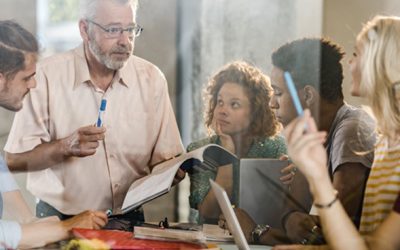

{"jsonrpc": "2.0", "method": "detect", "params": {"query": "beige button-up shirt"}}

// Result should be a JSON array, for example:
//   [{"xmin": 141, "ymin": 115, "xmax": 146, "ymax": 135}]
[{"xmin": 5, "ymin": 45, "xmax": 184, "ymax": 214}]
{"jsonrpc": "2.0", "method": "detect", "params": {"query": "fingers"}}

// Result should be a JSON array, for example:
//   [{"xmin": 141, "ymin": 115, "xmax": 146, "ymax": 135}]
[
  {"xmin": 92, "ymin": 213, "xmax": 108, "ymax": 229},
  {"xmin": 281, "ymin": 163, "xmax": 296, "ymax": 174},
  {"xmin": 215, "ymin": 121, "xmax": 229, "ymax": 139},
  {"xmin": 65, "ymin": 125, "xmax": 107, "ymax": 157},
  {"xmin": 172, "ymin": 169, "xmax": 186, "ymax": 185},
  {"xmin": 280, "ymin": 162, "xmax": 296, "ymax": 181},
  {"xmin": 82, "ymin": 134, "xmax": 105, "ymax": 142},
  {"xmin": 218, "ymin": 217, "xmax": 228, "ymax": 230},
  {"xmin": 93, "ymin": 211, "xmax": 108, "ymax": 221},
  {"xmin": 85, "ymin": 211, "xmax": 108, "ymax": 229},
  {"xmin": 71, "ymin": 142, "xmax": 99, "ymax": 156},
  {"xmin": 279, "ymin": 154, "xmax": 289, "ymax": 161},
  {"xmin": 79, "ymin": 125, "xmax": 106, "ymax": 135},
  {"xmin": 215, "ymin": 120, "xmax": 222, "ymax": 135},
  {"xmin": 280, "ymin": 173, "xmax": 295, "ymax": 182},
  {"xmin": 79, "ymin": 126, "xmax": 106, "ymax": 141}
]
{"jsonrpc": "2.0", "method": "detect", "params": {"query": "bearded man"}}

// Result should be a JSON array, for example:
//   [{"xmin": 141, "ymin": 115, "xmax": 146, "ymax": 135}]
[{"xmin": 4, "ymin": 0, "xmax": 184, "ymax": 227}]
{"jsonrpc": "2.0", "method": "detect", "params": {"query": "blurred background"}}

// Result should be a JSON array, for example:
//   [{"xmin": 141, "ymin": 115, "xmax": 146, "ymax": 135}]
[{"xmin": 1, "ymin": 0, "xmax": 399, "ymax": 222}]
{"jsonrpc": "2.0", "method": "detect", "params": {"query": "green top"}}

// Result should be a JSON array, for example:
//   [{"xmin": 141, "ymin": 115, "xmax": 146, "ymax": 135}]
[{"xmin": 187, "ymin": 134, "xmax": 287, "ymax": 222}]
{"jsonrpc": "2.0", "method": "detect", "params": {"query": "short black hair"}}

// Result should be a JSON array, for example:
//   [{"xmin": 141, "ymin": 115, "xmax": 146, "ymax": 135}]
[
  {"xmin": 271, "ymin": 38, "xmax": 345, "ymax": 102},
  {"xmin": 0, "ymin": 20, "xmax": 38, "ymax": 79}
]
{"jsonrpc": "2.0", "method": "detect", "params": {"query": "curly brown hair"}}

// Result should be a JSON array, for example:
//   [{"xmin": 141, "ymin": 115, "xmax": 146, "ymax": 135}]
[{"xmin": 204, "ymin": 61, "xmax": 281, "ymax": 139}]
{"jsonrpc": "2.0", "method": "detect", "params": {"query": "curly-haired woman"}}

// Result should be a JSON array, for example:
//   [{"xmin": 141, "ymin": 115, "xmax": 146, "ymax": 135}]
[{"xmin": 188, "ymin": 61, "xmax": 287, "ymax": 223}]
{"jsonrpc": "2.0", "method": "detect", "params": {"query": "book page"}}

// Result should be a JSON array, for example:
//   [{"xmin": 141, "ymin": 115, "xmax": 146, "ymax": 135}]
[
  {"xmin": 121, "ymin": 144, "xmax": 238, "ymax": 213},
  {"xmin": 134, "ymin": 226, "xmax": 206, "ymax": 243},
  {"xmin": 121, "ymin": 157, "xmax": 183, "ymax": 212}
]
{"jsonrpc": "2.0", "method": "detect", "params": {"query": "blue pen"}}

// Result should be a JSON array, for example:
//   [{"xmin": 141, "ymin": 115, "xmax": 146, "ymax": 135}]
[
  {"xmin": 96, "ymin": 99, "xmax": 107, "ymax": 127},
  {"xmin": 283, "ymin": 72, "xmax": 304, "ymax": 116}
]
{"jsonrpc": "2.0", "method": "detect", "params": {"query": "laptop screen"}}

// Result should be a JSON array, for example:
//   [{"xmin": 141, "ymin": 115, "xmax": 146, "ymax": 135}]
[{"xmin": 210, "ymin": 179, "xmax": 250, "ymax": 250}]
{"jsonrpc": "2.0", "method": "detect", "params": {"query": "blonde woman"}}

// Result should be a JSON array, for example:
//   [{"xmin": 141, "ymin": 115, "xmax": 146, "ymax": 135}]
[{"xmin": 275, "ymin": 15, "xmax": 400, "ymax": 250}]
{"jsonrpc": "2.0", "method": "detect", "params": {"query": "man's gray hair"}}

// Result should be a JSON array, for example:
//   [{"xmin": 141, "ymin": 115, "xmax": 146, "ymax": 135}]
[{"xmin": 79, "ymin": 0, "xmax": 138, "ymax": 20}]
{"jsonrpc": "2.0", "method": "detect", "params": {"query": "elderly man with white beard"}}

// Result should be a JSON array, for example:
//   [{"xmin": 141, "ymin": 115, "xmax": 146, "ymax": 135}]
[{"xmin": 4, "ymin": 0, "xmax": 184, "ymax": 229}]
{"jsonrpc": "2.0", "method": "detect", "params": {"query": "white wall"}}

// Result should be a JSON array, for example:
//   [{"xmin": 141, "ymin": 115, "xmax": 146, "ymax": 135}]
[{"xmin": 323, "ymin": 0, "xmax": 400, "ymax": 106}]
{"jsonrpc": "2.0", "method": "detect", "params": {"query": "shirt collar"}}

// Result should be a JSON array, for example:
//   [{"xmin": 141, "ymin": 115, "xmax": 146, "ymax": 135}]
[
  {"xmin": 73, "ymin": 44, "xmax": 133, "ymax": 90},
  {"xmin": 73, "ymin": 45, "xmax": 91, "ymax": 90}
]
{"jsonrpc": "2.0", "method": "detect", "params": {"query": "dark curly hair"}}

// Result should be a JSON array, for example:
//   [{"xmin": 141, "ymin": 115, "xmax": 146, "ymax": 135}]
[
  {"xmin": 271, "ymin": 38, "xmax": 345, "ymax": 102},
  {"xmin": 0, "ymin": 20, "xmax": 38, "ymax": 80},
  {"xmin": 204, "ymin": 61, "xmax": 281, "ymax": 140}
]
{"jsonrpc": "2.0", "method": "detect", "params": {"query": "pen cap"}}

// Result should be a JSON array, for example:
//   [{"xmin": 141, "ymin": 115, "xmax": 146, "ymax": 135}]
[{"xmin": 100, "ymin": 99, "xmax": 107, "ymax": 111}]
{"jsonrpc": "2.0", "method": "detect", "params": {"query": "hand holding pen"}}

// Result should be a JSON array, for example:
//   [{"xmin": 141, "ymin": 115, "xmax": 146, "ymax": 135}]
[
  {"xmin": 59, "ymin": 99, "xmax": 107, "ymax": 157},
  {"xmin": 60, "ymin": 125, "xmax": 106, "ymax": 157}
]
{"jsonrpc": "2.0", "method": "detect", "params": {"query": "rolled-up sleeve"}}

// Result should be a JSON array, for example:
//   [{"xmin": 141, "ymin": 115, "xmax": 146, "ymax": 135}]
[{"xmin": 0, "ymin": 220, "xmax": 21, "ymax": 250}]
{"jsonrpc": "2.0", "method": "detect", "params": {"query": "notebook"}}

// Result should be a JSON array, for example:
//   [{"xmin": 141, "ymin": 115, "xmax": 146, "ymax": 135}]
[
  {"xmin": 238, "ymin": 158, "xmax": 312, "ymax": 229},
  {"xmin": 210, "ymin": 179, "xmax": 250, "ymax": 250}
]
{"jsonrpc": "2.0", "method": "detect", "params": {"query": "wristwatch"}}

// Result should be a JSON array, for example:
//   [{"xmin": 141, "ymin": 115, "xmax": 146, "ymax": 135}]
[{"xmin": 251, "ymin": 224, "xmax": 270, "ymax": 244}]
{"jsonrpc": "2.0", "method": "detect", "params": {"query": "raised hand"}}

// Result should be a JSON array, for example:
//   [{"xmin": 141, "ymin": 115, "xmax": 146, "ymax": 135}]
[{"xmin": 215, "ymin": 120, "xmax": 235, "ymax": 154}]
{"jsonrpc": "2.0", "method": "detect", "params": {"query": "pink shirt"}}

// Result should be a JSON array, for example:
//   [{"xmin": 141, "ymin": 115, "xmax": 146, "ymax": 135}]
[{"xmin": 5, "ymin": 45, "xmax": 184, "ymax": 214}]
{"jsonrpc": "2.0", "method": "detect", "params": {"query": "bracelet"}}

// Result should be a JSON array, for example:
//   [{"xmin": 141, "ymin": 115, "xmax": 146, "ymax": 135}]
[
  {"xmin": 314, "ymin": 193, "xmax": 338, "ymax": 209},
  {"xmin": 251, "ymin": 224, "xmax": 270, "ymax": 244}
]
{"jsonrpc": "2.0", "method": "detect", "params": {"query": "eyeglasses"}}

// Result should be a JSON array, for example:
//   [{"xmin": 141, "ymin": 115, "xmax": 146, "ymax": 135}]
[{"xmin": 87, "ymin": 19, "xmax": 143, "ymax": 38}]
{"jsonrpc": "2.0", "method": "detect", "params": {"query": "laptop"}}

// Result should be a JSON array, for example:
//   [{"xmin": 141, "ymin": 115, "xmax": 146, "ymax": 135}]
[
  {"xmin": 238, "ymin": 159, "xmax": 312, "ymax": 230},
  {"xmin": 210, "ymin": 179, "xmax": 250, "ymax": 250}
]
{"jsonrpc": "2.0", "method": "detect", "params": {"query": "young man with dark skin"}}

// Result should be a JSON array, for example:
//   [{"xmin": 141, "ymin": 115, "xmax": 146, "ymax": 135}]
[{"xmin": 233, "ymin": 38, "xmax": 376, "ymax": 245}]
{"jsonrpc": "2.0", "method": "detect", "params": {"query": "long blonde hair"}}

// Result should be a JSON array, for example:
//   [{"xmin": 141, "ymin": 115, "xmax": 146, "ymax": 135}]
[{"xmin": 357, "ymin": 15, "xmax": 400, "ymax": 139}]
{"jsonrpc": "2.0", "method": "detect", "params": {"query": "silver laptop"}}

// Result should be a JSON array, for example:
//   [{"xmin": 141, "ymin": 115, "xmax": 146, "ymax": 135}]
[
  {"xmin": 210, "ymin": 179, "xmax": 250, "ymax": 250},
  {"xmin": 238, "ymin": 158, "xmax": 312, "ymax": 230}
]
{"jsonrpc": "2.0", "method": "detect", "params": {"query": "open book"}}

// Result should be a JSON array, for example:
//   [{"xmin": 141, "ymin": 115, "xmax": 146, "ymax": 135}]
[
  {"xmin": 134, "ymin": 226, "xmax": 206, "ymax": 243},
  {"xmin": 121, "ymin": 144, "xmax": 238, "ymax": 214}
]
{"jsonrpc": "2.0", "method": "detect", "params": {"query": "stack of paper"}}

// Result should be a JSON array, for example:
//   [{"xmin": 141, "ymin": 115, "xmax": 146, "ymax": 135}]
[{"xmin": 134, "ymin": 226, "xmax": 206, "ymax": 243}]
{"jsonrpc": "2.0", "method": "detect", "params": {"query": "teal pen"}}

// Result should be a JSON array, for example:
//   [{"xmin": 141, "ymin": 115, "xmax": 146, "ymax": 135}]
[
  {"xmin": 283, "ymin": 72, "xmax": 304, "ymax": 116},
  {"xmin": 284, "ymin": 72, "xmax": 308, "ymax": 131},
  {"xmin": 96, "ymin": 99, "xmax": 107, "ymax": 127}
]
